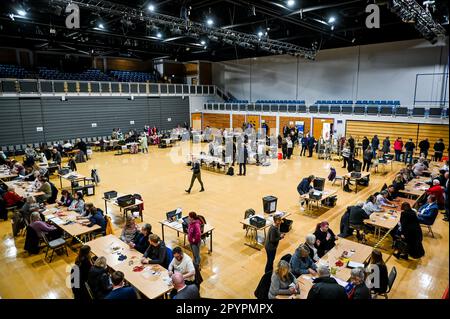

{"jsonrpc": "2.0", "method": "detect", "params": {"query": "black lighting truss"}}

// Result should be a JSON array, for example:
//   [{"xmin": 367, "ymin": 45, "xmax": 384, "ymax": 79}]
[
  {"xmin": 50, "ymin": 0, "xmax": 317, "ymax": 59},
  {"xmin": 391, "ymin": 0, "xmax": 446, "ymax": 43}
]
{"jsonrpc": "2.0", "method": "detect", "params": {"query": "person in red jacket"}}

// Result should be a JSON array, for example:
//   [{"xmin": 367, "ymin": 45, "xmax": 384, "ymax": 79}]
[
  {"xmin": 3, "ymin": 187, "xmax": 25, "ymax": 208},
  {"xmin": 427, "ymin": 179, "xmax": 445, "ymax": 209},
  {"xmin": 187, "ymin": 211, "xmax": 202, "ymax": 267},
  {"xmin": 393, "ymin": 137, "xmax": 404, "ymax": 162}
]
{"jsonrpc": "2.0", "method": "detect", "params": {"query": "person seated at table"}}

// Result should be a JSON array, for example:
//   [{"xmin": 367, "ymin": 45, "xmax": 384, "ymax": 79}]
[
  {"xmin": 363, "ymin": 195, "xmax": 384, "ymax": 216},
  {"xmin": 393, "ymin": 202, "xmax": 425, "ymax": 260},
  {"xmin": 72, "ymin": 245, "xmax": 93, "ymax": 300},
  {"xmin": 307, "ymin": 265, "xmax": 347, "ymax": 300},
  {"xmin": 0, "ymin": 150, "xmax": 7, "ymax": 165},
  {"xmin": 57, "ymin": 190, "xmax": 73, "ymax": 207},
  {"xmin": 74, "ymin": 139, "xmax": 88, "ymax": 161},
  {"xmin": 68, "ymin": 192, "xmax": 85, "ymax": 215},
  {"xmin": 290, "ymin": 244, "xmax": 318, "ymax": 277},
  {"xmin": 171, "ymin": 272, "xmax": 200, "ymax": 299},
  {"xmin": 29, "ymin": 211, "xmax": 62, "ymax": 240},
  {"xmin": 129, "ymin": 223, "xmax": 152, "ymax": 254},
  {"xmin": 63, "ymin": 140, "xmax": 73, "ymax": 152},
  {"xmin": 417, "ymin": 195, "xmax": 439, "ymax": 225},
  {"xmin": 375, "ymin": 190, "xmax": 396, "ymax": 208},
  {"xmin": 36, "ymin": 176, "xmax": 52, "ymax": 203},
  {"xmin": 426, "ymin": 179, "xmax": 445, "ymax": 209},
  {"xmin": 24, "ymin": 144, "xmax": 37, "ymax": 159},
  {"xmin": 268, "ymin": 260, "xmax": 299, "ymax": 299},
  {"xmin": 386, "ymin": 185, "xmax": 399, "ymax": 200},
  {"xmin": 87, "ymin": 256, "xmax": 112, "ymax": 299},
  {"xmin": 304, "ymin": 234, "xmax": 319, "ymax": 262},
  {"xmin": 141, "ymin": 234, "xmax": 168, "ymax": 267},
  {"xmin": 365, "ymin": 249, "xmax": 389, "ymax": 295},
  {"xmin": 52, "ymin": 148, "xmax": 62, "ymax": 167},
  {"xmin": 436, "ymin": 169, "xmax": 447, "ymax": 187},
  {"xmin": 313, "ymin": 221, "xmax": 337, "ymax": 258},
  {"xmin": 167, "ymin": 246, "xmax": 195, "ymax": 284},
  {"xmin": 349, "ymin": 202, "xmax": 369, "ymax": 234},
  {"xmin": 393, "ymin": 173, "xmax": 406, "ymax": 193},
  {"xmin": 10, "ymin": 160, "xmax": 26, "ymax": 176},
  {"xmin": 19, "ymin": 196, "xmax": 40, "ymax": 223},
  {"xmin": 82, "ymin": 205, "xmax": 106, "ymax": 234},
  {"xmin": 347, "ymin": 267, "xmax": 371, "ymax": 299},
  {"xmin": 104, "ymin": 271, "xmax": 137, "ymax": 299},
  {"xmin": 2, "ymin": 186, "xmax": 25, "ymax": 208},
  {"xmin": 413, "ymin": 158, "xmax": 427, "ymax": 176},
  {"xmin": 120, "ymin": 216, "xmax": 138, "ymax": 243}
]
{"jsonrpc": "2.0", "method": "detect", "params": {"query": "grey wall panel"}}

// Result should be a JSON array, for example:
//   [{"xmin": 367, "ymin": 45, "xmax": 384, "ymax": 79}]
[
  {"xmin": 19, "ymin": 98, "xmax": 45, "ymax": 143},
  {"xmin": 0, "ymin": 98, "xmax": 23, "ymax": 146},
  {"xmin": 159, "ymin": 97, "xmax": 189, "ymax": 130},
  {"xmin": 1, "ymin": 96, "xmax": 190, "ymax": 145}
]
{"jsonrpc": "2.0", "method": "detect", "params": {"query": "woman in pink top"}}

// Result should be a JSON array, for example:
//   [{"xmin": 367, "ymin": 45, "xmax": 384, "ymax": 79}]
[
  {"xmin": 187, "ymin": 211, "xmax": 202, "ymax": 267},
  {"xmin": 29, "ymin": 211, "xmax": 62, "ymax": 240},
  {"xmin": 394, "ymin": 137, "xmax": 404, "ymax": 162}
]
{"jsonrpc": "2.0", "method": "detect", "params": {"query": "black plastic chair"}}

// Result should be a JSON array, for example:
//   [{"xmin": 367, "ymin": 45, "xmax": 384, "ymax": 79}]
[{"xmin": 373, "ymin": 266, "xmax": 397, "ymax": 299}]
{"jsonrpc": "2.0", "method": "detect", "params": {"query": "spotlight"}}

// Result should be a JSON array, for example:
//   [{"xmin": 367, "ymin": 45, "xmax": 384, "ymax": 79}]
[
  {"xmin": 331, "ymin": 25, "xmax": 335, "ymax": 31},
  {"xmin": 98, "ymin": 23, "xmax": 104, "ymax": 29},
  {"xmin": 17, "ymin": 9, "xmax": 27, "ymax": 17},
  {"xmin": 148, "ymin": 4, "xmax": 155, "ymax": 12},
  {"xmin": 286, "ymin": 0, "xmax": 295, "ymax": 7},
  {"xmin": 257, "ymin": 31, "xmax": 263, "ymax": 37},
  {"xmin": 156, "ymin": 32, "xmax": 162, "ymax": 38},
  {"xmin": 200, "ymin": 40, "xmax": 206, "ymax": 45},
  {"xmin": 206, "ymin": 18, "xmax": 214, "ymax": 26},
  {"xmin": 328, "ymin": 16, "xmax": 336, "ymax": 24}
]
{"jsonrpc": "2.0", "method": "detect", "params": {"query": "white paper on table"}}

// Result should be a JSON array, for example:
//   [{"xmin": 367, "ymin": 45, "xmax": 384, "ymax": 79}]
[
  {"xmin": 50, "ymin": 217, "xmax": 65, "ymax": 225},
  {"xmin": 332, "ymin": 276, "xmax": 349, "ymax": 287}
]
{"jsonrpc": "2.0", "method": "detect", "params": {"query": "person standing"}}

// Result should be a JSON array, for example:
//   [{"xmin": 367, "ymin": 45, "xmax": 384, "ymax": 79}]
[
  {"xmin": 348, "ymin": 135, "xmax": 355, "ymax": 155},
  {"xmin": 307, "ymin": 135, "xmax": 316, "ymax": 158},
  {"xmin": 419, "ymin": 138, "xmax": 430, "ymax": 159},
  {"xmin": 187, "ymin": 212, "xmax": 202, "ymax": 267},
  {"xmin": 264, "ymin": 215, "xmax": 284, "ymax": 273},
  {"xmin": 362, "ymin": 146, "xmax": 374, "ymax": 172},
  {"xmin": 341, "ymin": 143, "xmax": 351, "ymax": 169},
  {"xmin": 371, "ymin": 135, "xmax": 380, "ymax": 157},
  {"xmin": 433, "ymin": 138, "xmax": 445, "ymax": 162},
  {"xmin": 185, "ymin": 160, "xmax": 204, "ymax": 193},
  {"xmin": 393, "ymin": 137, "xmax": 403, "ymax": 162},
  {"xmin": 404, "ymin": 138, "xmax": 416, "ymax": 164},
  {"xmin": 238, "ymin": 141, "xmax": 248, "ymax": 176},
  {"xmin": 300, "ymin": 135, "xmax": 308, "ymax": 156},
  {"xmin": 140, "ymin": 133, "xmax": 148, "ymax": 154},
  {"xmin": 362, "ymin": 136, "xmax": 370, "ymax": 153},
  {"xmin": 286, "ymin": 136, "xmax": 293, "ymax": 159},
  {"xmin": 52, "ymin": 148, "xmax": 62, "ymax": 167},
  {"xmin": 382, "ymin": 136, "xmax": 390, "ymax": 155}
]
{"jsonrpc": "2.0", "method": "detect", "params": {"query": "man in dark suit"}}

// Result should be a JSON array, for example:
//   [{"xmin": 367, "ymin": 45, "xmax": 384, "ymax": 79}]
[
  {"xmin": 185, "ymin": 160, "xmax": 204, "ymax": 194},
  {"xmin": 307, "ymin": 135, "xmax": 316, "ymax": 157},
  {"xmin": 237, "ymin": 141, "xmax": 248, "ymax": 176},
  {"xmin": 172, "ymin": 273, "xmax": 200, "ymax": 299},
  {"xmin": 104, "ymin": 271, "xmax": 137, "ymax": 299}
]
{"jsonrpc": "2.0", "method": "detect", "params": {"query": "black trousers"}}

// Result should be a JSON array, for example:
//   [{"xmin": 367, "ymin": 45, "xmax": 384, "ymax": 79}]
[
  {"xmin": 420, "ymin": 150, "xmax": 428, "ymax": 159},
  {"xmin": 308, "ymin": 146, "xmax": 314, "ymax": 157},
  {"xmin": 188, "ymin": 172, "xmax": 204, "ymax": 190},
  {"xmin": 300, "ymin": 145, "xmax": 307, "ymax": 156},
  {"xmin": 434, "ymin": 152, "xmax": 443, "ymax": 162},
  {"xmin": 362, "ymin": 159, "xmax": 371, "ymax": 172},
  {"xmin": 343, "ymin": 157, "xmax": 350, "ymax": 168},
  {"xmin": 239, "ymin": 163, "xmax": 246, "ymax": 175},
  {"xmin": 287, "ymin": 148, "xmax": 293, "ymax": 159},
  {"xmin": 265, "ymin": 247, "xmax": 277, "ymax": 274}
]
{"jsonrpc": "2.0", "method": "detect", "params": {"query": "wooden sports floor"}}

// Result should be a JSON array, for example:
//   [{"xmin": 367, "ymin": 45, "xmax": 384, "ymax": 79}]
[{"xmin": 0, "ymin": 142, "xmax": 448, "ymax": 299}]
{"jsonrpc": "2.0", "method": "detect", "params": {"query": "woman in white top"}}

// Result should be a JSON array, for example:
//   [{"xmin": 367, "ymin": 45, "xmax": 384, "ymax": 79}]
[
  {"xmin": 363, "ymin": 195, "xmax": 384, "ymax": 216},
  {"xmin": 286, "ymin": 136, "xmax": 293, "ymax": 159},
  {"xmin": 305, "ymin": 234, "xmax": 320, "ymax": 262}
]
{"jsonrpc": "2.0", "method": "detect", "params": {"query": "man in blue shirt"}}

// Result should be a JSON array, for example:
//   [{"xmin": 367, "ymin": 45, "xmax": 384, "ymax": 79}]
[
  {"xmin": 105, "ymin": 271, "xmax": 137, "ymax": 299},
  {"xmin": 297, "ymin": 175, "xmax": 315, "ymax": 196},
  {"xmin": 417, "ymin": 195, "xmax": 439, "ymax": 225}
]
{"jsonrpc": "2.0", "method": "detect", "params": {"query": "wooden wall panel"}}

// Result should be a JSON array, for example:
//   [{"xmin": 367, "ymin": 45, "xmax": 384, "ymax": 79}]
[
  {"xmin": 202, "ymin": 113, "xmax": 230, "ymax": 130},
  {"xmin": 261, "ymin": 116, "xmax": 276, "ymax": 135},
  {"xmin": 191, "ymin": 113, "xmax": 202, "ymax": 130},
  {"xmin": 418, "ymin": 124, "xmax": 449, "ymax": 151},
  {"xmin": 246, "ymin": 115, "xmax": 260, "ymax": 129},
  {"xmin": 279, "ymin": 117, "xmax": 311, "ymax": 135},
  {"xmin": 346, "ymin": 121, "xmax": 419, "ymax": 145},
  {"xmin": 232, "ymin": 114, "xmax": 245, "ymax": 129},
  {"xmin": 313, "ymin": 118, "xmax": 334, "ymax": 139}
]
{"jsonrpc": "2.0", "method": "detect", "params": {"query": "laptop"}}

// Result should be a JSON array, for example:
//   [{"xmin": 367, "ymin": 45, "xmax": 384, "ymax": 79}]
[{"xmin": 166, "ymin": 208, "xmax": 182, "ymax": 222}]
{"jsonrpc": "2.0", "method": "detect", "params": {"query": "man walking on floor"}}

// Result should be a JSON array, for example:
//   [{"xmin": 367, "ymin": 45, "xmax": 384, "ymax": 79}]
[
  {"xmin": 237, "ymin": 141, "xmax": 248, "ymax": 176},
  {"xmin": 185, "ymin": 160, "xmax": 204, "ymax": 193}
]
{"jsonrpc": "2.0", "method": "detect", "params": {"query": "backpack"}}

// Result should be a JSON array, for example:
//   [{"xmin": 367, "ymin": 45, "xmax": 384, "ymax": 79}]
[
  {"xmin": 254, "ymin": 271, "xmax": 273, "ymax": 299},
  {"xmin": 105, "ymin": 215, "xmax": 114, "ymax": 235},
  {"xmin": 328, "ymin": 168, "xmax": 336, "ymax": 181},
  {"xmin": 226, "ymin": 166, "xmax": 234, "ymax": 176}
]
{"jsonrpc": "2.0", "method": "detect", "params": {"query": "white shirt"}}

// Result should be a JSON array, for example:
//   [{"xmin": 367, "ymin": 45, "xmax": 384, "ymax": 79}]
[
  {"xmin": 168, "ymin": 254, "xmax": 195, "ymax": 282},
  {"xmin": 413, "ymin": 162, "xmax": 426, "ymax": 176},
  {"xmin": 287, "ymin": 140, "xmax": 293, "ymax": 148}
]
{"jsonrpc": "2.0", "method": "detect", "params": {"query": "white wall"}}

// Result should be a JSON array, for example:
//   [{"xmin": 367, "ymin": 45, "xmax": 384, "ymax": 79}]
[{"xmin": 212, "ymin": 38, "xmax": 449, "ymax": 107}]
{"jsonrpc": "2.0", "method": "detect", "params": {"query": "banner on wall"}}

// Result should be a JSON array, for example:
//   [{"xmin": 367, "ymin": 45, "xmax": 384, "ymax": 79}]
[
  {"xmin": 322, "ymin": 122, "xmax": 331, "ymax": 140},
  {"xmin": 295, "ymin": 121, "xmax": 304, "ymax": 135}
]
